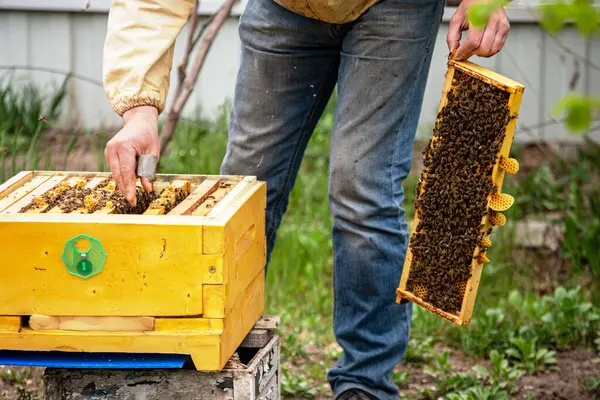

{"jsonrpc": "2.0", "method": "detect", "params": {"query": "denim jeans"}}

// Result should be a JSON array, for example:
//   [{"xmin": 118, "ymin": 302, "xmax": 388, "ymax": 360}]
[{"xmin": 220, "ymin": 0, "xmax": 444, "ymax": 398}]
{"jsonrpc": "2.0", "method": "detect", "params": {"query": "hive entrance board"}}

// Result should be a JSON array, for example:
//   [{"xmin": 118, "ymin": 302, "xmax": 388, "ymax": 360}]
[
  {"xmin": 0, "ymin": 171, "xmax": 267, "ymax": 371},
  {"xmin": 396, "ymin": 59, "xmax": 524, "ymax": 326}
]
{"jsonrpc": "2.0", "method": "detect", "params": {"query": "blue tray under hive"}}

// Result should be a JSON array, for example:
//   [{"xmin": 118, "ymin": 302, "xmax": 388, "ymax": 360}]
[{"xmin": 0, "ymin": 350, "xmax": 191, "ymax": 369}]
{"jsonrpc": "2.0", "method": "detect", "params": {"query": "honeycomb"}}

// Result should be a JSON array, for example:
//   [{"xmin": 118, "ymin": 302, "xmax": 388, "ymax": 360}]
[
  {"xmin": 480, "ymin": 238, "xmax": 492, "ymax": 248},
  {"xmin": 490, "ymin": 193, "xmax": 514, "ymax": 211},
  {"xmin": 489, "ymin": 211, "xmax": 506, "ymax": 227},
  {"xmin": 499, "ymin": 156, "xmax": 519, "ymax": 174},
  {"xmin": 457, "ymin": 280, "xmax": 468, "ymax": 299},
  {"xmin": 477, "ymin": 253, "xmax": 490, "ymax": 264},
  {"xmin": 413, "ymin": 285, "xmax": 428, "ymax": 299}
]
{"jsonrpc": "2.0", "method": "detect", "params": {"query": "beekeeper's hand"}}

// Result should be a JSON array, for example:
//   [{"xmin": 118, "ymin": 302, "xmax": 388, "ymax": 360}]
[
  {"xmin": 447, "ymin": 0, "xmax": 510, "ymax": 60},
  {"xmin": 104, "ymin": 106, "xmax": 159, "ymax": 206}
]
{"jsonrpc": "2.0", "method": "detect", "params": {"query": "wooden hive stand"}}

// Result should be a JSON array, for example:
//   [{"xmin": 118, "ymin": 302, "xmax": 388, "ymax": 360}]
[{"xmin": 42, "ymin": 316, "xmax": 281, "ymax": 400}]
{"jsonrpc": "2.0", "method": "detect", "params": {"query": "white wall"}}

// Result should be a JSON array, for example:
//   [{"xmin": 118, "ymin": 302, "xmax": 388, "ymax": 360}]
[{"xmin": 0, "ymin": 1, "xmax": 599, "ymax": 142}]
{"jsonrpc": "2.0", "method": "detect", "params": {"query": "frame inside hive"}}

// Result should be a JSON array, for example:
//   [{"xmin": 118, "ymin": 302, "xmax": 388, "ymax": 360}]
[
  {"xmin": 396, "ymin": 59, "xmax": 525, "ymax": 326},
  {"xmin": 0, "ymin": 171, "xmax": 254, "ymax": 218}
]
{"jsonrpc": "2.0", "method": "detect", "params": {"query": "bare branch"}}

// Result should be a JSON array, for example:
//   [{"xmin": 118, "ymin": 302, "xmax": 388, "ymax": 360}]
[
  {"xmin": 160, "ymin": 0, "xmax": 238, "ymax": 155},
  {"xmin": 177, "ymin": 0, "xmax": 200, "ymax": 94},
  {"xmin": 191, "ymin": 15, "xmax": 215, "ymax": 49},
  {"xmin": 516, "ymin": 117, "xmax": 600, "ymax": 163},
  {"xmin": 518, "ymin": 122, "xmax": 566, "ymax": 163},
  {"xmin": 547, "ymin": 35, "xmax": 600, "ymax": 72}
]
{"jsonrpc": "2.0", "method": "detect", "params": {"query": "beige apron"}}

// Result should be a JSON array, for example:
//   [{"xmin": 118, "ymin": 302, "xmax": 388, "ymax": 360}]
[{"xmin": 272, "ymin": 0, "xmax": 380, "ymax": 24}]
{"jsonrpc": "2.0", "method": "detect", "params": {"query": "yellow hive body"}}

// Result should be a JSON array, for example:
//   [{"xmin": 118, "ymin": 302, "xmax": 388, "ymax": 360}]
[
  {"xmin": 0, "ymin": 171, "xmax": 267, "ymax": 371},
  {"xmin": 396, "ymin": 59, "xmax": 524, "ymax": 325}
]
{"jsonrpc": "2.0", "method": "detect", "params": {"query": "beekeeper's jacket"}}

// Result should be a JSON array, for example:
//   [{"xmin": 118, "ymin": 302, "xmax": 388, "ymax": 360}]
[{"xmin": 103, "ymin": 0, "xmax": 378, "ymax": 116}]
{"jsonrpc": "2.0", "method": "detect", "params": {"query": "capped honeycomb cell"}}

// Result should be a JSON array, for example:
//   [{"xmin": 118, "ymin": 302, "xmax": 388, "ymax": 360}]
[
  {"xmin": 490, "ymin": 193, "xmax": 514, "ymax": 211},
  {"xmin": 480, "ymin": 238, "xmax": 492, "ymax": 248},
  {"xmin": 499, "ymin": 156, "xmax": 519, "ymax": 174},
  {"xmin": 144, "ymin": 180, "xmax": 191, "ymax": 215},
  {"xmin": 489, "ymin": 212, "xmax": 506, "ymax": 227},
  {"xmin": 477, "ymin": 253, "xmax": 490, "ymax": 264}
]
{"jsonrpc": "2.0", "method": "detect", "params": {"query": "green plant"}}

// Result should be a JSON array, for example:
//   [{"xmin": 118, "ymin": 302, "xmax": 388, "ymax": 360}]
[
  {"xmin": 552, "ymin": 94, "xmax": 600, "ymax": 133},
  {"xmin": 391, "ymin": 370, "xmax": 410, "ymax": 389},
  {"xmin": 594, "ymin": 331, "xmax": 600, "ymax": 364},
  {"xmin": 453, "ymin": 308, "xmax": 509, "ymax": 357},
  {"xmin": 0, "ymin": 77, "xmax": 74, "ymax": 183},
  {"xmin": 424, "ymin": 350, "xmax": 452, "ymax": 377},
  {"xmin": 0, "ymin": 368, "xmax": 28, "ymax": 385},
  {"xmin": 508, "ymin": 164, "xmax": 566, "ymax": 217},
  {"xmin": 539, "ymin": 0, "xmax": 600, "ymax": 35},
  {"xmin": 468, "ymin": 0, "xmax": 600, "ymax": 135},
  {"xmin": 583, "ymin": 377, "xmax": 600, "ymax": 391},
  {"xmin": 504, "ymin": 337, "xmax": 557, "ymax": 373},
  {"xmin": 281, "ymin": 369, "xmax": 318, "ymax": 398},
  {"xmin": 472, "ymin": 350, "xmax": 524, "ymax": 394},
  {"xmin": 447, "ymin": 283, "xmax": 599, "ymax": 362},
  {"xmin": 421, "ymin": 373, "xmax": 480, "ymax": 400},
  {"xmin": 0, "ymin": 75, "xmax": 68, "ymax": 139},
  {"xmin": 563, "ymin": 190, "xmax": 600, "ymax": 279},
  {"xmin": 0, "ymin": 122, "xmax": 82, "ymax": 183},
  {"xmin": 280, "ymin": 329, "xmax": 308, "ymax": 360},
  {"xmin": 467, "ymin": 0, "xmax": 509, "ymax": 28},
  {"xmin": 446, "ymin": 386, "xmax": 510, "ymax": 400},
  {"xmin": 158, "ymin": 110, "xmax": 229, "ymax": 175},
  {"xmin": 405, "ymin": 337, "xmax": 434, "ymax": 363},
  {"xmin": 540, "ymin": 286, "xmax": 600, "ymax": 348}
]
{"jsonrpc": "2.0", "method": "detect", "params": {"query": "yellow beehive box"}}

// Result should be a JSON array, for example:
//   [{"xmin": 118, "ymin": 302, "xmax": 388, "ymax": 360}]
[
  {"xmin": 396, "ymin": 60, "xmax": 525, "ymax": 326},
  {"xmin": 0, "ymin": 171, "xmax": 267, "ymax": 371}
]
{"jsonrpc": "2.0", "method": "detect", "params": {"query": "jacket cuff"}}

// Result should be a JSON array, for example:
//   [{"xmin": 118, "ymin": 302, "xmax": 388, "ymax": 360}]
[{"xmin": 109, "ymin": 92, "xmax": 165, "ymax": 117}]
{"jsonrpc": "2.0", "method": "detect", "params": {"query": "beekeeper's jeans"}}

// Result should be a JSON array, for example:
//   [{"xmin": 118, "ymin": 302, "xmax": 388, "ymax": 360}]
[{"xmin": 221, "ymin": 0, "xmax": 443, "ymax": 398}]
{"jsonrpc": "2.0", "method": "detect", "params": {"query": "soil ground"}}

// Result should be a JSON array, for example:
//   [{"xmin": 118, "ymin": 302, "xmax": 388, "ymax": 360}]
[{"xmin": 2, "ymin": 349, "xmax": 598, "ymax": 399}]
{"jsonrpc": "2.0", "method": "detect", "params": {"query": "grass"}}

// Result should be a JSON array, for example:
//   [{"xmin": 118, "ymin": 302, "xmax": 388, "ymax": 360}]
[
  {"xmin": 1, "ymin": 85, "xmax": 599, "ymax": 399},
  {"xmin": 157, "ymin": 101, "xmax": 600, "ymax": 398}
]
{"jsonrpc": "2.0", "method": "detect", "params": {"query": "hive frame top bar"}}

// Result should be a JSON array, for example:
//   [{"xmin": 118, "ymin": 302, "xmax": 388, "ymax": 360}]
[
  {"xmin": 0, "ymin": 171, "xmax": 260, "ymax": 225},
  {"xmin": 449, "ymin": 59, "xmax": 525, "ymax": 93},
  {"xmin": 8, "ymin": 170, "xmax": 249, "ymax": 182}
]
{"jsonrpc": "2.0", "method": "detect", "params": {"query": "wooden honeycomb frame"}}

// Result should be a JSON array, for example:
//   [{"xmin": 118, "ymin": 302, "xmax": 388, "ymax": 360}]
[{"xmin": 396, "ymin": 60, "xmax": 525, "ymax": 326}]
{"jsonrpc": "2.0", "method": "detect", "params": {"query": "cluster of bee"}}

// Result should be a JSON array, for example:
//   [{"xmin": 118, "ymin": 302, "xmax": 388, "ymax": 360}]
[
  {"xmin": 19, "ymin": 180, "xmax": 86, "ymax": 213},
  {"xmin": 145, "ymin": 181, "xmax": 190, "ymax": 214},
  {"xmin": 55, "ymin": 186, "xmax": 94, "ymax": 213},
  {"xmin": 90, "ymin": 183, "xmax": 156, "ymax": 214},
  {"xmin": 406, "ymin": 70, "xmax": 511, "ymax": 315}
]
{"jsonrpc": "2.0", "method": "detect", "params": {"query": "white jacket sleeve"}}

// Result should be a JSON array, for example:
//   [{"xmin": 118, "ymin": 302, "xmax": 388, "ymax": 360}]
[{"xmin": 103, "ymin": 0, "xmax": 196, "ymax": 116}]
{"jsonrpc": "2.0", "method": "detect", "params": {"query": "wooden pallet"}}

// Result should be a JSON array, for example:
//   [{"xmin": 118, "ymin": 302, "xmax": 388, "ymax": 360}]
[
  {"xmin": 0, "ymin": 171, "xmax": 267, "ymax": 371},
  {"xmin": 395, "ymin": 60, "xmax": 525, "ymax": 326},
  {"xmin": 43, "ymin": 319, "xmax": 281, "ymax": 400}
]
